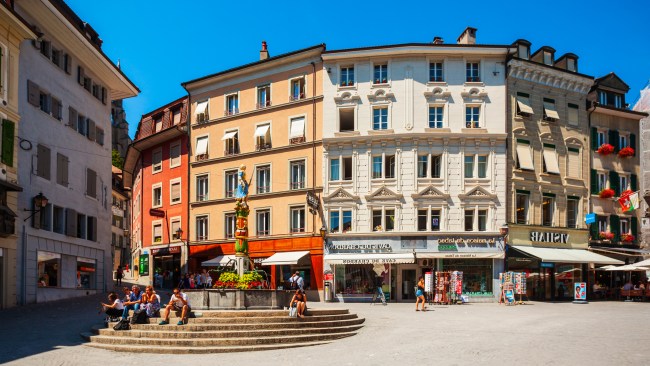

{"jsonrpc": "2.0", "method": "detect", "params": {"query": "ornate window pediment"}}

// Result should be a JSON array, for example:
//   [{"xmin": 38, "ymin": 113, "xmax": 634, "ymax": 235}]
[
  {"xmin": 334, "ymin": 91, "xmax": 361, "ymax": 104},
  {"xmin": 461, "ymin": 87, "xmax": 488, "ymax": 100},
  {"xmin": 323, "ymin": 188, "xmax": 359, "ymax": 203},
  {"xmin": 411, "ymin": 185, "xmax": 450, "ymax": 201},
  {"xmin": 423, "ymin": 87, "xmax": 451, "ymax": 101},
  {"xmin": 365, "ymin": 186, "xmax": 403, "ymax": 201},
  {"xmin": 458, "ymin": 186, "xmax": 497, "ymax": 200},
  {"xmin": 367, "ymin": 88, "xmax": 394, "ymax": 102}
]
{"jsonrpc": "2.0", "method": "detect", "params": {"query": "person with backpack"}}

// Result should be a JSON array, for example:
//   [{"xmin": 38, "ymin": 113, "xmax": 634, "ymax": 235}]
[
  {"xmin": 115, "ymin": 266, "xmax": 123, "ymax": 286},
  {"xmin": 289, "ymin": 271, "xmax": 304, "ymax": 292}
]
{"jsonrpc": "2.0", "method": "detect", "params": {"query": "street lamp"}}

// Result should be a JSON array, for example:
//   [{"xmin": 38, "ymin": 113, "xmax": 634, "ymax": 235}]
[
  {"xmin": 175, "ymin": 227, "xmax": 190, "ymax": 272},
  {"xmin": 319, "ymin": 226, "xmax": 327, "ymax": 241},
  {"xmin": 24, "ymin": 192, "xmax": 49, "ymax": 222}
]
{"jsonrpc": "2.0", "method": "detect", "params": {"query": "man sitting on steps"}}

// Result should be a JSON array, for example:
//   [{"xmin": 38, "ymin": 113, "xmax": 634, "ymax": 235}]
[{"xmin": 159, "ymin": 287, "xmax": 191, "ymax": 326}]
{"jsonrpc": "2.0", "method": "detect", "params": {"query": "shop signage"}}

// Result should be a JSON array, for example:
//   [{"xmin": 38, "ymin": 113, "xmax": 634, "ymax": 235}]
[
  {"xmin": 149, "ymin": 209, "xmax": 165, "ymax": 217},
  {"xmin": 529, "ymin": 231, "xmax": 569, "ymax": 244},
  {"xmin": 151, "ymin": 246, "xmax": 181, "ymax": 256},
  {"xmin": 139, "ymin": 255, "xmax": 149, "ymax": 276},
  {"xmin": 324, "ymin": 273, "xmax": 334, "ymax": 281},
  {"xmin": 585, "ymin": 213, "xmax": 596, "ymax": 225},
  {"xmin": 574, "ymin": 282, "xmax": 586, "ymax": 300},
  {"xmin": 306, "ymin": 191, "xmax": 320, "ymax": 211},
  {"xmin": 253, "ymin": 257, "xmax": 268, "ymax": 264},
  {"xmin": 540, "ymin": 262, "xmax": 555, "ymax": 268},
  {"xmin": 328, "ymin": 236, "xmax": 504, "ymax": 256},
  {"xmin": 330, "ymin": 243, "xmax": 392, "ymax": 251}
]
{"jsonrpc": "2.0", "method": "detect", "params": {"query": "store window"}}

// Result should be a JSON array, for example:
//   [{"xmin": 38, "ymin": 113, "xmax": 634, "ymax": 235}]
[
  {"xmin": 38, "ymin": 251, "xmax": 60, "ymax": 287},
  {"xmin": 334, "ymin": 263, "xmax": 389, "ymax": 298},
  {"xmin": 542, "ymin": 195, "xmax": 555, "ymax": 227},
  {"xmin": 567, "ymin": 198, "xmax": 579, "ymax": 229},
  {"xmin": 77, "ymin": 257, "xmax": 96, "ymax": 289},
  {"xmin": 516, "ymin": 191, "xmax": 529, "ymax": 225},
  {"xmin": 441, "ymin": 259, "xmax": 493, "ymax": 296}
]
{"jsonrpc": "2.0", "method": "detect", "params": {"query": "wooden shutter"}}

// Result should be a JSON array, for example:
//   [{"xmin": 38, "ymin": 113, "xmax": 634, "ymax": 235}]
[
  {"xmin": 37, "ymin": 144, "xmax": 51, "ymax": 180},
  {"xmin": 591, "ymin": 128, "xmax": 598, "ymax": 150},
  {"xmin": 590, "ymin": 169, "xmax": 598, "ymax": 194},
  {"xmin": 77, "ymin": 66, "xmax": 84, "ymax": 86},
  {"xmin": 31, "ymin": 197, "xmax": 41, "ymax": 229},
  {"xmin": 1, "ymin": 119, "xmax": 15, "ymax": 167},
  {"xmin": 65, "ymin": 208, "xmax": 77, "ymax": 236},
  {"xmin": 609, "ymin": 215, "xmax": 620, "ymax": 242},
  {"xmin": 631, "ymin": 174, "xmax": 637, "ymax": 192},
  {"xmin": 609, "ymin": 171, "xmax": 619, "ymax": 195},
  {"xmin": 95, "ymin": 127, "xmax": 104, "ymax": 146},
  {"xmin": 608, "ymin": 130, "xmax": 619, "ymax": 152},
  {"xmin": 56, "ymin": 153, "xmax": 68, "ymax": 187},
  {"xmin": 630, "ymin": 134, "xmax": 636, "ymax": 156},
  {"xmin": 27, "ymin": 80, "xmax": 39, "ymax": 106},
  {"xmin": 86, "ymin": 168, "xmax": 97, "ymax": 198},
  {"xmin": 631, "ymin": 217, "xmax": 638, "ymax": 238},
  {"xmin": 590, "ymin": 218, "xmax": 599, "ymax": 240},
  {"xmin": 91, "ymin": 216, "xmax": 98, "ymax": 241},
  {"xmin": 87, "ymin": 119, "xmax": 96, "ymax": 140},
  {"xmin": 101, "ymin": 87, "xmax": 107, "ymax": 104},
  {"xmin": 63, "ymin": 54, "xmax": 71, "ymax": 74}
]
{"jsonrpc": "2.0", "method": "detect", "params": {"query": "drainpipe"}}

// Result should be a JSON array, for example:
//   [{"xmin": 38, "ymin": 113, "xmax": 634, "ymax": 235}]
[
  {"xmin": 310, "ymin": 61, "xmax": 317, "ymax": 236},
  {"xmin": 21, "ymin": 224, "xmax": 26, "ymax": 305},
  {"xmin": 180, "ymin": 89, "xmax": 191, "ymax": 273}
]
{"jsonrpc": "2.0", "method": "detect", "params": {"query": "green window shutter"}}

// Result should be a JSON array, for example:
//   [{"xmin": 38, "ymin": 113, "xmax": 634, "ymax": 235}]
[
  {"xmin": 609, "ymin": 215, "xmax": 620, "ymax": 241},
  {"xmin": 630, "ymin": 134, "xmax": 636, "ymax": 155},
  {"xmin": 0, "ymin": 47, "xmax": 3, "ymax": 90},
  {"xmin": 591, "ymin": 128, "xmax": 598, "ymax": 150},
  {"xmin": 590, "ymin": 169, "xmax": 598, "ymax": 194},
  {"xmin": 631, "ymin": 174, "xmax": 637, "ymax": 192},
  {"xmin": 1, "ymin": 119, "xmax": 15, "ymax": 167},
  {"xmin": 609, "ymin": 171, "xmax": 619, "ymax": 195},
  {"xmin": 631, "ymin": 217, "xmax": 638, "ymax": 238},
  {"xmin": 590, "ymin": 219, "xmax": 599, "ymax": 240},
  {"xmin": 608, "ymin": 130, "xmax": 619, "ymax": 152}
]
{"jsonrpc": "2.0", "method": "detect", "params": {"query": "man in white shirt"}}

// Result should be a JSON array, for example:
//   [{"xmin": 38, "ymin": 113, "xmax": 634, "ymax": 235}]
[
  {"xmin": 159, "ymin": 288, "xmax": 191, "ymax": 326},
  {"xmin": 290, "ymin": 271, "xmax": 304, "ymax": 292}
]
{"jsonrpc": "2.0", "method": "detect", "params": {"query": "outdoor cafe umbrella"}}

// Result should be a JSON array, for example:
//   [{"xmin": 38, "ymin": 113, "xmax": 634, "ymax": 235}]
[
  {"xmin": 633, "ymin": 258, "xmax": 650, "ymax": 267},
  {"xmin": 606, "ymin": 265, "xmax": 649, "ymax": 301}
]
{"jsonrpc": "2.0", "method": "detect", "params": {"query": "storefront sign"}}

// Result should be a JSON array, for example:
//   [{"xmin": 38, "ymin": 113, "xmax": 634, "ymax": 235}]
[
  {"xmin": 530, "ymin": 231, "xmax": 569, "ymax": 244},
  {"xmin": 151, "ymin": 246, "xmax": 181, "ymax": 256},
  {"xmin": 585, "ymin": 213, "xmax": 596, "ymax": 225},
  {"xmin": 540, "ymin": 262, "xmax": 555, "ymax": 268},
  {"xmin": 139, "ymin": 255, "xmax": 149, "ymax": 276},
  {"xmin": 330, "ymin": 243, "xmax": 392, "ymax": 251},
  {"xmin": 328, "ymin": 236, "xmax": 504, "ymax": 257},
  {"xmin": 306, "ymin": 191, "xmax": 320, "ymax": 211},
  {"xmin": 574, "ymin": 282, "xmax": 586, "ymax": 300},
  {"xmin": 324, "ymin": 273, "xmax": 334, "ymax": 281},
  {"xmin": 149, "ymin": 208, "xmax": 165, "ymax": 217}
]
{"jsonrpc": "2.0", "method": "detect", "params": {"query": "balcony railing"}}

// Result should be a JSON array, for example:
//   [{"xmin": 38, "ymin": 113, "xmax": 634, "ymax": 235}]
[
  {"xmin": 256, "ymin": 101, "xmax": 271, "ymax": 109},
  {"xmin": 289, "ymin": 93, "xmax": 305, "ymax": 101},
  {"xmin": 290, "ymin": 136, "xmax": 305, "ymax": 145},
  {"xmin": 466, "ymin": 76, "xmax": 481, "ymax": 82},
  {"xmin": 257, "ymin": 185, "xmax": 270, "ymax": 194},
  {"xmin": 256, "ymin": 230, "xmax": 270, "ymax": 237},
  {"xmin": 197, "ymin": 235, "xmax": 207, "ymax": 241},
  {"xmin": 290, "ymin": 181, "xmax": 305, "ymax": 190},
  {"xmin": 255, "ymin": 143, "xmax": 272, "ymax": 151},
  {"xmin": 224, "ymin": 108, "xmax": 239, "ymax": 116},
  {"xmin": 196, "ymin": 194, "xmax": 208, "ymax": 202},
  {"xmin": 225, "ymin": 190, "xmax": 234, "ymax": 198},
  {"xmin": 290, "ymin": 227, "xmax": 305, "ymax": 233},
  {"xmin": 224, "ymin": 146, "xmax": 240, "ymax": 156},
  {"xmin": 196, "ymin": 154, "xmax": 209, "ymax": 161}
]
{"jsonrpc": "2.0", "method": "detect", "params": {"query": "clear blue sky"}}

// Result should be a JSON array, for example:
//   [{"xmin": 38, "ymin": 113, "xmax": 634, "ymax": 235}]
[{"xmin": 65, "ymin": 0, "xmax": 650, "ymax": 138}]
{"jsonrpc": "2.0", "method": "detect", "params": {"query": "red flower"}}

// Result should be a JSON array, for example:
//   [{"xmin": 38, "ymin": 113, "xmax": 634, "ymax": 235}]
[
  {"xmin": 621, "ymin": 234, "xmax": 635, "ymax": 243},
  {"xmin": 618, "ymin": 147, "xmax": 635, "ymax": 158},
  {"xmin": 599, "ymin": 188, "xmax": 615, "ymax": 198},
  {"xmin": 599, "ymin": 232, "xmax": 615, "ymax": 240},
  {"xmin": 597, "ymin": 143, "xmax": 615, "ymax": 155}
]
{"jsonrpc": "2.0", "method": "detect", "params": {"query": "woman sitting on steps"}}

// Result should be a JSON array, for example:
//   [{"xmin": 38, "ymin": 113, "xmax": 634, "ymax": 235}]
[{"xmin": 289, "ymin": 289, "xmax": 307, "ymax": 318}]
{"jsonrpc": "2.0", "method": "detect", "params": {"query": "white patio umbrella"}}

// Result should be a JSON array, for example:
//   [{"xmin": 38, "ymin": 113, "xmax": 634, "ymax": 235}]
[
  {"xmin": 633, "ymin": 259, "xmax": 650, "ymax": 267},
  {"xmin": 606, "ymin": 265, "xmax": 649, "ymax": 301},
  {"xmin": 598, "ymin": 265, "xmax": 617, "ymax": 270}
]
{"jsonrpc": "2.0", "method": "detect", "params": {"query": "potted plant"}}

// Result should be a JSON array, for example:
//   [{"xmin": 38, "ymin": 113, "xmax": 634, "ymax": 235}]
[
  {"xmin": 382, "ymin": 78, "xmax": 387, "ymax": 83},
  {"xmin": 618, "ymin": 147, "xmax": 635, "ymax": 158},
  {"xmin": 599, "ymin": 188, "xmax": 615, "ymax": 198},
  {"xmin": 599, "ymin": 232, "xmax": 614, "ymax": 240},
  {"xmin": 375, "ymin": 78, "xmax": 380, "ymax": 84},
  {"xmin": 597, "ymin": 143, "xmax": 615, "ymax": 155},
  {"xmin": 348, "ymin": 80, "xmax": 354, "ymax": 86},
  {"xmin": 620, "ymin": 233, "xmax": 635, "ymax": 243},
  {"xmin": 374, "ymin": 225, "xmax": 383, "ymax": 232}
]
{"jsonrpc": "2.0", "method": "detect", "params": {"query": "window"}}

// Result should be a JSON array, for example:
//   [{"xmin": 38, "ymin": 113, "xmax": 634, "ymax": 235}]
[
  {"xmin": 340, "ymin": 66, "xmax": 354, "ymax": 87},
  {"xmin": 86, "ymin": 168, "xmax": 97, "ymax": 198},
  {"xmin": 170, "ymin": 142, "xmax": 181, "ymax": 168},
  {"xmin": 516, "ymin": 93, "xmax": 534, "ymax": 116},
  {"xmin": 77, "ymin": 114, "xmax": 86, "ymax": 136},
  {"xmin": 417, "ymin": 155, "xmax": 427, "ymax": 178},
  {"xmin": 339, "ymin": 108, "xmax": 355, "ymax": 132},
  {"xmin": 256, "ymin": 209, "xmax": 270, "ymax": 236},
  {"xmin": 373, "ymin": 107, "xmax": 388, "ymax": 130},
  {"xmin": 342, "ymin": 210, "xmax": 352, "ymax": 233},
  {"xmin": 225, "ymin": 213, "xmax": 236, "ymax": 239},
  {"xmin": 373, "ymin": 208, "xmax": 395, "ymax": 231},
  {"xmin": 170, "ymin": 180, "xmax": 181, "ymax": 204},
  {"xmin": 223, "ymin": 131, "xmax": 239, "ymax": 156},
  {"xmin": 329, "ymin": 209, "xmax": 352, "ymax": 233},
  {"xmin": 255, "ymin": 124, "xmax": 271, "ymax": 150},
  {"xmin": 330, "ymin": 157, "xmax": 352, "ymax": 181},
  {"xmin": 225, "ymin": 170, "xmax": 238, "ymax": 198},
  {"xmin": 597, "ymin": 172, "xmax": 607, "ymax": 192},
  {"xmin": 39, "ymin": 90, "xmax": 51, "ymax": 114},
  {"xmin": 195, "ymin": 100, "xmax": 209, "ymax": 122},
  {"xmin": 40, "ymin": 40, "xmax": 51, "ymax": 58},
  {"xmin": 290, "ymin": 77, "xmax": 305, "ymax": 101},
  {"xmin": 40, "ymin": 204, "xmax": 52, "ymax": 231},
  {"xmin": 330, "ymin": 158, "xmax": 340, "ymax": 181},
  {"xmin": 0, "ymin": 44, "xmax": 6, "ymax": 99},
  {"xmin": 37, "ymin": 251, "xmax": 60, "ymax": 287},
  {"xmin": 478, "ymin": 210, "xmax": 487, "ymax": 231},
  {"xmin": 598, "ymin": 91, "xmax": 607, "ymax": 105},
  {"xmin": 56, "ymin": 153, "xmax": 68, "ymax": 187},
  {"xmin": 77, "ymin": 257, "xmax": 95, "ymax": 289},
  {"xmin": 620, "ymin": 218, "xmax": 630, "ymax": 235},
  {"xmin": 256, "ymin": 165, "xmax": 271, "ymax": 193},
  {"xmin": 170, "ymin": 219, "xmax": 181, "ymax": 240},
  {"xmin": 152, "ymin": 185, "xmax": 162, "ymax": 207},
  {"xmin": 53, "ymin": 206, "xmax": 64, "ymax": 234},
  {"xmin": 418, "ymin": 209, "xmax": 441, "ymax": 231},
  {"xmin": 543, "ymin": 99, "xmax": 559, "ymax": 121},
  {"xmin": 153, "ymin": 222, "xmax": 162, "ymax": 243},
  {"xmin": 289, "ymin": 117, "xmax": 305, "ymax": 143},
  {"xmin": 257, "ymin": 84, "xmax": 271, "ymax": 108},
  {"xmin": 77, "ymin": 213, "xmax": 86, "ymax": 239},
  {"xmin": 342, "ymin": 157, "xmax": 353, "ymax": 181},
  {"xmin": 330, "ymin": 211, "xmax": 340, "ymax": 233},
  {"xmin": 620, "ymin": 175, "xmax": 629, "ymax": 192},
  {"xmin": 597, "ymin": 215, "xmax": 608, "ymax": 234},
  {"xmin": 196, "ymin": 174, "xmax": 209, "ymax": 201},
  {"xmin": 37, "ymin": 144, "xmax": 51, "ymax": 180},
  {"xmin": 542, "ymin": 144, "xmax": 560, "ymax": 174},
  {"xmin": 429, "ymin": 62, "xmax": 443, "ymax": 82},
  {"xmin": 466, "ymin": 62, "xmax": 480, "ymax": 82},
  {"xmin": 225, "ymin": 94, "xmax": 239, "ymax": 115},
  {"xmin": 373, "ymin": 209, "xmax": 382, "ymax": 231},
  {"xmin": 290, "ymin": 160, "xmax": 305, "ymax": 189},
  {"xmin": 464, "ymin": 155, "xmax": 474, "ymax": 178},
  {"xmin": 172, "ymin": 108, "xmax": 182, "ymax": 125},
  {"xmin": 290, "ymin": 206, "xmax": 305, "ymax": 232},
  {"xmin": 385, "ymin": 155, "xmax": 395, "ymax": 179},
  {"xmin": 428, "ymin": 106, "xmax": 444, "ymax": 128},
  {"xmin": 51, "ymin": 98, "xmax": 62, "ymax": 120},
  {"xmin": 568, "ymin": 103, "xmax": 579, "ymax": 125},
  {"xmin": 431, "ymin": 210, "xmax": 441, "ymax": 231},
  {"xmin": 195, "ymin": 136, "xmax": 209, "ymax": 159},
  {"xmin": 152, "ymin": 149, "xmax": 162, "ymax": 173},
  {"xmin": 464, "ymin": 210, "xmax": 474, "ymax": 231},
  {"xmin": 373, "ymin": 64, "xmax": 388, "ymax": 84},
  {"xmin": 372, "ymin": 156, "xmax": 382, "ymax": 179},
  {"xmin": 596, "ymin": 130, "xmax": 606, "ymax": 147},
  {"xmin": 599, "ymin": 91, "xmax": 624, "ymax": 108},
  {"xmin": 516, "ymin": 192, "xmax": 529, "ymax": 225},
  {"xmin": 567, "ymin": 148, "xmax": 581, "ymax": 179},
  {"xmin": 154, "ymin": 116, "xmax": 163, "ymax": 133},
  {"xmin": 86, "ymin": 216, "xmax": 96, "ymax": 241},
  {"xmin": 385, "ymin": 209, "xmax": 395, "ymax": 231},
  {"xmin": 477, "ymin": 155, "xmax": 487, "ymax": 178},
  {"xmin": 567, "ymin": 198, "xmax": 579, "ymax": 229},
  {"xmin": 543, "ymin": 51, "xmax": 553, "ymax": 65},
  {"xmin": 518, "ymin": 44, "xmax": 529, "ymax": 60},
  {"xmin": 515, "ymin": 140, "xmax": 534, "ymax": 171},
  {"xmin": 619, "ymin": 134, "xmax": 629, "ymax": 149},
  {"xmin": 542, "ymin": 195, "xmax": 554, "ymax": 226},
  {"xmin": 465, "ymin": 106, "xmax": 480, "ymax": 128},
  {"xmin": 196, "ymin": 215, "xmax": 208, "ymax": 241}
]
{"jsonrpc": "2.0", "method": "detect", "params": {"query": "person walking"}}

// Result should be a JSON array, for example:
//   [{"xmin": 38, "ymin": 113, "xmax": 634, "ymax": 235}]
[
  {"xmin": 415, "ymin": 276, "xmax": 426, "ymax": 311},
  {"xmin": 115, "ymin": 266, "xmax": 123, "ymax": 287}
]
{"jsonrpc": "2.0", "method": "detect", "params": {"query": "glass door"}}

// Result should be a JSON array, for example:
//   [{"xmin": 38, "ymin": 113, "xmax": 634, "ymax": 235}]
[{"xmin": 402, "ymin": 269, "xmax": 416, "ymax": 300}]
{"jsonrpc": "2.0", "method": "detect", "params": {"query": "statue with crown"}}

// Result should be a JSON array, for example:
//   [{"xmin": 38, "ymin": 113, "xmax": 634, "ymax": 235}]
[{"xmin": 234, "ymin": 165, "xmax": 252, "ymax": 273}]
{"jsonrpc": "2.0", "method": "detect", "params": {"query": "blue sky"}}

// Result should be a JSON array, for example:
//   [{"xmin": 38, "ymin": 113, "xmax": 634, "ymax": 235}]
[{"xmin": 65, "ymin": 0, "xmax": 650, "ymax": 138}]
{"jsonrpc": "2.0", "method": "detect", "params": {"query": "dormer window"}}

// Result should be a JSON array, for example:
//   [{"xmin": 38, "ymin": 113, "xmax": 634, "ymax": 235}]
[
  {"xmin": 567, "ymin": 58, "xmax": 577, "ymax": 72},
  {"xmin": 518, "ymin": 44, "xmax": 529, "ymax": 60},
  {"xmin": 598, "ymin": 91, "xmax": 624, "ymax": 108},
  {"xmin": 543, "ymin": 51, "xmax": 553, "ymax": 65}
]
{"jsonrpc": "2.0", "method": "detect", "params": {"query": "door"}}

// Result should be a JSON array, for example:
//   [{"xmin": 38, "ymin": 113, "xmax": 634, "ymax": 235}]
[
  {"xmin": 401, "ymin": 269, "xmax": 416, "ymax": 300},
  {"xmin": 0, "ymin": 249, "xmax": 4, "ymax": 309}
]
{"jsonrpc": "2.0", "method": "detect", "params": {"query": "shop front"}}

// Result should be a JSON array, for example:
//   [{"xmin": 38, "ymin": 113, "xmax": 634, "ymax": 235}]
[
  {"xmin": 324, "ymin": 235, "xmax": 505, "ymax": 302},
  {"xmin": 506, "ymin": 225, "xmax": 622, "ymax": 301},
  {"xmin": 151, "ymin": 245, "xmax": 182, "ymax": 289}
]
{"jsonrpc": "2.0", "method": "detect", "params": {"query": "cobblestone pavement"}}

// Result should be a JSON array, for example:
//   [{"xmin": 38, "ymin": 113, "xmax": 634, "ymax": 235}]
[{"xmin": 1, "ymin": 293, "xmax": 648, "ymax": 366}]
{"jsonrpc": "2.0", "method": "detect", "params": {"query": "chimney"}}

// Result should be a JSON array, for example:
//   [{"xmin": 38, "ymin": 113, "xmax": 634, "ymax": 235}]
[
  {"xmin": 260, "ymin": 41, "xmax": 269, "ymax": 60},
  {"xmin": 432, "ymin": 37, "xmax": 444, "ymax": 45},
  {"xmin": 457, "ymin": 27, "xmax": 477, "ymax": 45}
]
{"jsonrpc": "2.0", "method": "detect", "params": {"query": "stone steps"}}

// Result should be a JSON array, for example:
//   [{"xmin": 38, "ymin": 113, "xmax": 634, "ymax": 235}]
[{"xmin": 84, "ymin": 308, "xmax": 364, "ymax": 353}]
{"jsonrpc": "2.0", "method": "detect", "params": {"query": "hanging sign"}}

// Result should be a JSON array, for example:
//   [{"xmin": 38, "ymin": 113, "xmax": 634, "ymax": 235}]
[
  {"xmin": 139, "ymin": 255, "xmax": 149, "ymax": 276},
  {"xmin": 306, "ymin": 191, "xmax": 320, "ymax": 211},
  {"xmin": 585, "ymin": 213, "xmax": 596, "ymax": 225}
]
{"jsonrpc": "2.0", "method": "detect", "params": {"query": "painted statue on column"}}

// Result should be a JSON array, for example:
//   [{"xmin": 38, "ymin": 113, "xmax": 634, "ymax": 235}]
[{"xmin": 234, "ymin": 165, "xmax": 251, "ymax": 256}]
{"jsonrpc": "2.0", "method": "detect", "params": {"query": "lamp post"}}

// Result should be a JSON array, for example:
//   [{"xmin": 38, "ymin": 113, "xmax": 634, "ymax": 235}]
[
  {"xmin": 176, "ymin": 227, "xmax": 190, "ymax": 273},
  {"xmin": 23, "ymin": 192, "xmax": 49, "ymax": 222},
  {"xmin": 319, "ymin": 226, "xmax": 328, "ymax": 253}
]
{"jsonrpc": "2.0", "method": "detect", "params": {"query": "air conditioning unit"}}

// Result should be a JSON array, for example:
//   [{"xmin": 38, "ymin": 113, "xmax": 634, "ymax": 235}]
[
  {"xmin": 0, "ymin": 164, "xmax": 7, "ymax": 181},
  {"xmin": 421, "ymin": 259, "xmax": 430, "ymax": 267}
]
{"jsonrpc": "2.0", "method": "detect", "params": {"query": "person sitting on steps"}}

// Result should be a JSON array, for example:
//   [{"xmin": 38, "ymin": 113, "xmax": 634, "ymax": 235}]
[
  {"xmin": 122, "ymin": 285, "xmax": 142, "ymax": 319},
  {"xmin": 140, "ymin": 285, "xmax": 161, "ymax": 318},
  {"xmin": 289, "ymin": 289, "xmax": 307, "ymax": 318},
  {"xmin": 101, "ymin": 292, "xmax": 124, "ymax": 322},
  {"xmin": 159, "ymin": 287, "xmax": 191, "ymax": 326}
]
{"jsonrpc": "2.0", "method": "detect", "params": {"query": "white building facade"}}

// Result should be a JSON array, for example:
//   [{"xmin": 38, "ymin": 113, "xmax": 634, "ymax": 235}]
[
  {"xmin": 15, "ymin": 0, "xmax": 138, "ymax": 304},
  {"xmin": 321, "ymin": 32, "xmax": 509, "ymax": 302}
]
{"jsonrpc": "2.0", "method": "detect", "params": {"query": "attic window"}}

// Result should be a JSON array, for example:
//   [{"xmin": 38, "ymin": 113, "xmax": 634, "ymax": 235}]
[
  {"xmin": 543, "ymin": 51, "xmax": 553, "ymax": 65},
  {"xmin": 518, "ymin": 44, "xmax": 529, "ymax": 60},
  {"xmin": 567, "ymin": 58, "xmax": 576, "ymax": 72}
]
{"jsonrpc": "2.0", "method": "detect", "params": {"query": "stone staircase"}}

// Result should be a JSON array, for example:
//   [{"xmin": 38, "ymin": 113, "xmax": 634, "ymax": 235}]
[{"xmin": 81, "ymin": 309, "xmax": 364, "ymax": 353}]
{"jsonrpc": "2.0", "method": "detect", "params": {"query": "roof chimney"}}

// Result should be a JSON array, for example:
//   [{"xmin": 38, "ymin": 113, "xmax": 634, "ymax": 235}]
[
  {"xmin": 260, "ymin": 41, "xmax": 269, "ymax": 60},
  {"xmin": 457, "ymin": 27, "xmax": 477, "ymax": 45},
  {"xmin": 432, "ymin": 37, "xmax": 444, "ymax": 45}
]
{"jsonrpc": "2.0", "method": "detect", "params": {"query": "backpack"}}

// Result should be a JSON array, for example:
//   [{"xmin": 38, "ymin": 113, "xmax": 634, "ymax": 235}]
[
  {"xmin": 113, "ymin": 319, "xmax": 130, "ymax": 331},
  {"xmin": 130, "ymin": 309, "xmax": 148, "ymax": 325},
  {"xmin": 290, "ymin": 276, "xmax": 298, "ymax": 290}
]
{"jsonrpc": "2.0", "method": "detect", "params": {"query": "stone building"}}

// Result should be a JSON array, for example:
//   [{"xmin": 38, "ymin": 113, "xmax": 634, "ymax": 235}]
[{"xmin": 635, "ymin": 81, "xmax": 650, "ymax": 246}]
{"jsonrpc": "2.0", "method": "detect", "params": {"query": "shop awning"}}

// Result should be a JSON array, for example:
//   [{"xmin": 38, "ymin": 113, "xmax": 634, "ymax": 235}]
[
  {"xmin": 195, "ymin": 100, "xmax": 208, "ymax": 115},
  {"xmin": 221, "ymin": 131, "xmax": 238, "ymax": 141},
  {"xmin": 417, "ymin": 252, "xmax": 504, "ymax": 259},
  {"xmin": 261, "ymin": 251, "xmax": 310, "ymax": 266},
  {"xmin": 516, "ymin": 95, "xmax": 534, "ymax": 114},
  {"xmin": 511, "ymin": 246, "xmax": 623, "ymax": 265},
  {"xmin": 543, "ymin": 101, "xmax": 560, "ymax": 120},
  {"xmin": 324, "ymin": 253, "xmax": 415, "ymax": 265},
  {"xmin": 254, "ymin": 124, "xmax": 270, "ymax": 138},
  {"xmin": 289, "ymin": 117, "xmax": 305, "ymax": 138},
  {"xmin": 202, "ymin": 255, "xmax": 237, "ymax": 267}
]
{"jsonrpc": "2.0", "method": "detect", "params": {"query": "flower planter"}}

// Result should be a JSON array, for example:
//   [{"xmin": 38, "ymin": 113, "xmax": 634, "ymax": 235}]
[
  {"xmin": 185, "ymin": 289, "xmax": 295, "ymax": 310},
  {"xmin": 599, "ymin": 189, "xmax": 615, "ymax": 198},
  {"xmin": 618, "ymin": 147, "xmax": 635, "ymax": 158},
  {"xmin": 620, "ymin": 234, "xmax": 635, "ymax": 243},
  {"xmin": 597, "ymin": 143, "xmax": 615, "ymax": 155},
  {"xmin": 599, "ymin": 232, "xmax": 615, "ymax": 240}
]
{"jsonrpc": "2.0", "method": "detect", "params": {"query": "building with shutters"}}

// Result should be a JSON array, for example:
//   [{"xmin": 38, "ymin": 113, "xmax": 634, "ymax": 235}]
[
  {"xmin": 0, "ymin": 0, "xmax": 36, "ymax": 309},
  {"xmin": 587, "ymin": 73, "xmax": 647, "ymax": 262},
  {"xmin": 123, "ymin": 96, "xmax": 188, "ymax": 289},
  {"xmin": 111, "ymin": 166, "xmax": 130, "ymax": 273},
  {"xmin": 635, "ymin": 81, "xmax": 650, "ymax": 246},
  {"xmin": 182, "ymin": 43, "xmax": 326, "ymax": 298},
  {"xmin": 14, "ymin": 0, "xmax": 138, "ymax": 304}
]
